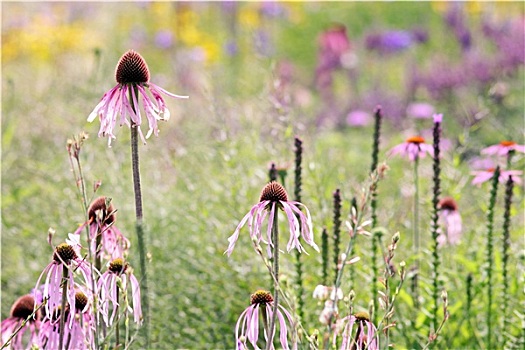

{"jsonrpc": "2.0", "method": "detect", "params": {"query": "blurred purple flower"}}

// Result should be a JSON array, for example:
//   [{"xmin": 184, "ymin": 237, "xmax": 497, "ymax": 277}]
[
  {"xmin": 235, "ymin": 290, "xmax": 296, "ymax": 350},
  {"xmin": 254, "ymin": 29, "xmax": 274, "ymax": 57},
  {"xmin": 260, "ymin": 1, "xmax": 287, "ymax": 18},
  {"xmin": 315, "ymin": 24, "xmax": 351, "ymax": 90},
  {"xmin": 481, "ymin": 140, "xmax": 525, "ymax": 157},
  {"xmin": 389, "ymin": 136, "xmax": 434, "ymax": 161},
  {"xmin": 1, "ymin": 295, "xmax": 41, "ymax": 349},
  {"xmin": 225, "ymin": 182, "xmax": 318, "ymax": 257},
  {"xmin": 437, "ymin": 197, "xmax": 462, "ymax": 246},
  {"xmin": 338, "ymin": 312, "xmax": 379, "ymax": 350},
  {"xmin": 224, "ymin": 40, "xmax": 238, "ymax": 56},
  {"xmin": 87, "ymin": 50, "xmax": 188, "ymax": 146},
  {"xmin": 154, "ymin": 30, "xmax": 173, "ymax": 49},
  {"xmin": 346, "ymin": 110, "xmax": 372, "ymax": 127},
  {"xmin": 471, "ymin": 168, "xmax": 523, "ymax": 186},
  {"xmin": 406, "ymin": 102, "xmax": 435, "ymax": 119},
  {"xmin": 366, "ymin": 30, "xmax": 413, "ymax": 53}
]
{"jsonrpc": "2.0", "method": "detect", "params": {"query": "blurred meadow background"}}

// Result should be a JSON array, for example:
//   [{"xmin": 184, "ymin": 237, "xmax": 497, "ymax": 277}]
[{"xmin": 1, "ymin": 2, "xmax": 524, "ymax": 349}]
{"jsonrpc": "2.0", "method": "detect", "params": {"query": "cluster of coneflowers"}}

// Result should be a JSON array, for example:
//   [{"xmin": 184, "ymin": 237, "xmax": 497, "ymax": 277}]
[{"xmin": 1, "ymin": 50, "xmax": 187, "ymax": 349}]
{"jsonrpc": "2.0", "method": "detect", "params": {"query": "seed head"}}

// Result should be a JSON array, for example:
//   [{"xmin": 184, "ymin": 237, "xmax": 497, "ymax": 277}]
[
  {"xmin": 250, "ymin": 290, "xmax": 274, "ymax": 305},
  {"xmin": 10, "ymin": 295, "xmax": 40, "ymax": 320},
  {"xmin": 75, "ymin": 291, "xmax": 88, "ymax": 312},
  {"xmin": 354, "ymin": 311, "xmax": 370, "ymax": 322},
  {"xmin": 260, "ymin": 181, "xmax": 288, "ymax": 202},
  {"xmin": 115, "ymin": 50, "xmax": 150, "ymax": 84},
  {"xmin": 109, "ymin": 257, "xmax": 127, "ymax": 274},
  {"xmin": 438, "ymin": 197, "xmax": 458, "ymax": 211},
  {"xmin": 53, "ymin": 243, "xmax": 78, "ymax": 264},
  {"xmin": 88, "ymin": 196, "xmax": 115, "ymax": 225},
  {"xmin": 406, "ymin": 136, "xmax": 425, "ymax": 144}
]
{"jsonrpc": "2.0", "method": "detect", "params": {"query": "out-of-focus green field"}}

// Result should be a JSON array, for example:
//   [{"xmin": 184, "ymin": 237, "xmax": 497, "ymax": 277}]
[{"xmin": 2, "ymin": 2, "xmax": 524, "ymax": 349}]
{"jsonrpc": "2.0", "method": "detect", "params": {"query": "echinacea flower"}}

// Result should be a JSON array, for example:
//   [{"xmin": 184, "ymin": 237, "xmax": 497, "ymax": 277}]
[
  {"xmin": 388, "ymin": 136, "xmax": 434, "ymax": 161},
  {"xmin": 338, "ymin": 312, "xmax": 379, "ymax": 350},
  {"xmin": 471, "ymin": 168, "xmax": 522, "ymax": 186},
  {"xmin": 406, "ymin": 102, "xmax": 435, "ymax": 119},
  {"xmin": 225, "ymin": 181, "xmax": 319, "ymax": 257},
  {"xmin": 437, "ymin": 197, "xmax": 462, "ymax": 246},
  {"xmin": 98, "ymin": 258, "xmax": 142, "ymax": 326},
  {"xmin": 1, "ymin": 294, "xmax": 41, "ymax": 349},
  {"xmin": 74, "ymin": 196, "xmax": 130, "ymax": 261},
  {"xmin": 481, "ymin": 140, "xmax": 525, "ymax": 156},
  {"xmin": 87, "ymin": 50, "xmax": 188, "ymax": 146},
  {"xmin": 34, "ymin": 240, "xmax": 92, "ymax": 322},
  {"xmin": 39, "ymin": 290, "xmax": 95, "ymax": 350},
  {"xmin": 235, "ymin": 290, "xmax": 296, "ymax": 350}
]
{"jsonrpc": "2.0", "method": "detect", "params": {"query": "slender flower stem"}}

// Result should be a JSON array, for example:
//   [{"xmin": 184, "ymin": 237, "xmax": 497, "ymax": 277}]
[
  {"xmin": 267, "ymin": 210, "xmax": 279, "ymax": 350},
  {"xmin": 485, "ymin": 166, "xmax": 500, "ymax": 350},
  {"xmin": 501, "ymin": 175, "xmax": 514, "ymax": 348},
  {"xmin": 412, "ymin": 156, "xmax": 420, "ymax": 304},
  {"xmin": 115, "ymin": 288, "xmax": 120, "ymax": 348},
  {"xmin": 58, "ymin": 266, "xmax": 69, "ymax": 350},
  {"xmin": 129, "ymin": 86, "xmax": 150, "ymax": 347},
  {"xmin": 430, "ymin": 117, "xmax": 442, "ymax": 333}
]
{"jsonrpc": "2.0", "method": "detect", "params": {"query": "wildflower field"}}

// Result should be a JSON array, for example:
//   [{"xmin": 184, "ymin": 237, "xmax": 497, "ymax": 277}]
[{"xmin": 1, "ymin": 2, "xmax": 524, "ymax": 349}]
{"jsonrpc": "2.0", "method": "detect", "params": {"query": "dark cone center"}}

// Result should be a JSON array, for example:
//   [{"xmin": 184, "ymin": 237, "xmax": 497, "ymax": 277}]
[
  {"xmin": 260, "ymin": 182, "xmax": 288, "ymax": 202},
  {"xmin": 53, "ymin": 243, "xmax": 78, "ymax": 264},
  {"xmin": 250, "ymin": 290, "xmax": 273, "ymax": 305},
  {"xmin": 10, "ymin": 295, "xmax": 38, "ymax": 320},
  {"xmin": 115, "ymin": 50, "xmax": 150, "ymax": 84},
  {"xmin": 439, "ymin": 197, "xmax": 458, "ymax": 211},
  {"xmin": 75, "ymin": 292, "xmax": 88, "ymax": 312},
  {"xmin": 88, "ymin": 196, "xmax": 115, "ymax": 225},
  {"xmin": 109, "ymin": 258, "xmax": 127, "ymax": 274},
  {"xmin": 354, "ymin": 311, "xmax": 370, "ymax": 322}
]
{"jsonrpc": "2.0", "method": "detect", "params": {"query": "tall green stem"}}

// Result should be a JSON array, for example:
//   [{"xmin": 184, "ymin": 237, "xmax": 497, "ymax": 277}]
[
  {"xmin": 267, "ymin": 209, "xmax": 279, "ymax": 350},
  {"xmin": 293, "ymin": 136, "xmax": 305, "ymax": 322},
  {"xmin": 412, "ymin": 156, "xmax": 420, "ymax": 304},
  {"xmin": 129, "ymin": 86, "xmax": 149, "ymax": 347},
  {"xmin": 501, "ymin": 175, "xmax": 514, "ymax": 348}
]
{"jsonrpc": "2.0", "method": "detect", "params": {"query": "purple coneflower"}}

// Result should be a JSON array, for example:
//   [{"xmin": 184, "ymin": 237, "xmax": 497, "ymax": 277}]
[
  {"xmin": 98, "ymin": 257, "xmax": 142, "ymax": 326},
  {"xmin": 235, "ymin": 290, "xmax": 296, "ymax": 350},
  {"xmin": 437, "ymin": 197, "xmax": 462, "ymax": 246},
  {"xmin": 34, "ymin": 239, "xmax": 92, "ymax": 321},
  {"xmin": 346, "ymin": 110, "xmax": 372, "ymax": 127},
  {"xmin": 225, "ymin": 181, "xmax": 319, "ymax": 257},
  {"xmin": 1, "ymin": 295, "xmax": 41, "ymax": 349},
  {"xmin": 471, "ymin": 168, "xmax": 522, "ymax": 186},
  {"xmin": 39, "ymin": 290, "xmax": 94, "ymax": 350},
  {"xmin": 389, "ymin": 136, "xmax": 434, "ymax": 161},
  {"xmin": 87, "ymin": 50, "xmax": 188, "ymax": 146},
  {"xmin": 481, "ymin": 140, "xmax": 525, "ymax": 157},
  {"xmin": 74, "ymin": 196, "xmax": 130, "ymax": 261},
  {"xmin": 338, "ymin": 312, "xmax": 379, "ymax": 350}
]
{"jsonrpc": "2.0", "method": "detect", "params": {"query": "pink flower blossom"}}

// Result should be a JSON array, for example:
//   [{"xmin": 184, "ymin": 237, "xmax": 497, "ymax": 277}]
[
  {"xmin": 388, "ymin": 136, "xmax": 434, "ymax": 161},
  {"xmin": 34, "ymin": 240, "xmax": 92, "ymax": 322},
  {"xmin": 235, "ymin": 290, "xmax": 296, "ymax": 350},
  {"xmin": 87, "ymin": 50, "xmax": 188, "ymax": 146},
  {"xmin": 98, "ymin": 258, "xmax": 142, "ymax": 326},
  {"xmin": 471, "ymin": 168, "xmax": 522, "ymax": 186},
  {"xmin": 437, "ymin": 197, "xmax": 462, "ymax": 246},
  {"xmin": 226, "ymin": 182, "xmax": 319, "ymax": 257},
  {"xmin": 1, "ymin": 295, "xmax": 41, "ymax": 349},
  {"xmin": 406, "ymin": 102, "xmax": 435, "ymax": 119},
  {"xmin": 338, "ymin": 312, "xmax": 379, "ymax": 350},
  {"xmin": 481, "ymin": 140, "xmax": 525, "ymax": 156},
  {"xmin": 74, "ymin": 196, "xmax": 130, "ymax": 261}
]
